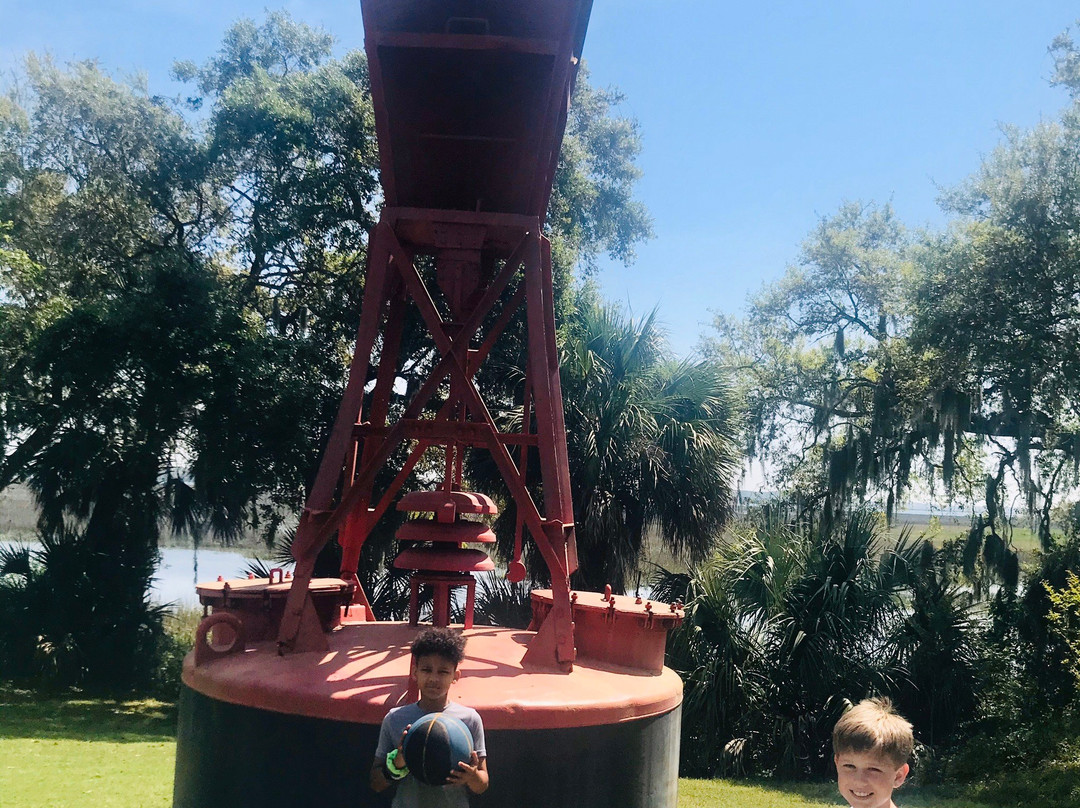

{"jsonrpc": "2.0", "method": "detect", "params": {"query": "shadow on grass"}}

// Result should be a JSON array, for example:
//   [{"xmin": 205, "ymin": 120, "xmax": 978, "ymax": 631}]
[{"xmin": 0, "ymin": 687, "xmax": 177, "ymax": 743}]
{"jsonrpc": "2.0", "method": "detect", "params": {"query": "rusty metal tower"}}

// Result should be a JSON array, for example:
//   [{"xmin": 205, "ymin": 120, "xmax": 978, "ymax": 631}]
[{"xmin": 276, "ymin": 0, "xmax": 594, "ymax": 671}]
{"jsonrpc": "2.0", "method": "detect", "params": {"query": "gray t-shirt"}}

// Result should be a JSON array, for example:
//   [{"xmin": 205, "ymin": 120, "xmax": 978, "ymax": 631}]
[{"xmin": 375, "ymin": 701, "xmax": 487, "ymax": 808}]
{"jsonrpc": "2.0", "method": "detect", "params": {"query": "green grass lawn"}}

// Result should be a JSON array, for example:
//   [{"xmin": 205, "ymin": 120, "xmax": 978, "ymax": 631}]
[
  {"xmin": 681, "ymin": 779, "xmax": 842, "ymax": 807},
  {"xmin": 0, "ymin": 690, "xmax": 175, "ymax": 808},
  {"xmin": 680, "ymin": 778, "xmax": 1014, "ymax": 808},
  {"xmin": 1, "ymin": 689, "xmax": 1016, "ymax": 808}
]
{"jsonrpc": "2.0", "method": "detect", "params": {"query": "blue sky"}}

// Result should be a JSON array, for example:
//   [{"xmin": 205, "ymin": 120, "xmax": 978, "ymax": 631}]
[{"xmin": 3, "ymin": 1, "xmax": 1079, "ymax": 355}]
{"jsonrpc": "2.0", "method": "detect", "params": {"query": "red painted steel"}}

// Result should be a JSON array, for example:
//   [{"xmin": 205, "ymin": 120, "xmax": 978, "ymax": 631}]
[
  {"xmin": 397, "ymin": 489, "xmax": 498, "ymax": 518},
  {"xmin": 186, "ymin": 623, "xmax": 683, "ymax": 729},
  {"xmin": 360, "ymin": 0, "xmax": 593, "ymax": 219},
  {"xmin": 193, "ymin": 612, "xmax": 246, "ymax": 667},
  {"xmin": 406, "ymin": 571, "xmax": 478, "ymax": 629},
  {"xmin": 392, "ymin": 546, "xmax": 494, "ymax": 572},
  {"xmin": 396, "ymin": 520, "xmax": 496, "ymax": 543},
  {"xmin": 197, "ymin": 577, "xmax": 353, "ymax": 643},
  {"xmin": 529, "ymin": 590, "xmax": 684, "ymax": 675},
  {"xmin": 277, "ymin": 0, "xmax": 593, "ymax": 670}
]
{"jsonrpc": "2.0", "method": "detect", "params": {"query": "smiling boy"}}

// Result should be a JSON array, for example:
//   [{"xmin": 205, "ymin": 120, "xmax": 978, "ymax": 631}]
[
  {"xmin": 833, "ymin": 698, "xmax": 913, "ymax": 808},
  {"xmin": 370, "ymin": 627, "xmax": 489, "ymax": 807}
]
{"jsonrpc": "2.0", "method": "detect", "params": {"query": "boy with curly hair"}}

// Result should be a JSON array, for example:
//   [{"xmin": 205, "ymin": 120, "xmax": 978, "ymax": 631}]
[{"xmin": 371, "ymin": 627, "xmax": 489, "ymax": 806}]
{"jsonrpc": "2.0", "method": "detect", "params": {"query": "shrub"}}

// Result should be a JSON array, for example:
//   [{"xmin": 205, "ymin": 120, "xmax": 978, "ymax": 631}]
[
  {"xmin": 0, "ymin": 531, "xmax": 167, "ymax": 693},
  {"xmin": 152, "ymin": 605, "xmax": 202, "ymax": 700},
  {"xmin": 663, "ymin": 510, "xmax": 966, "ymax": 779}
]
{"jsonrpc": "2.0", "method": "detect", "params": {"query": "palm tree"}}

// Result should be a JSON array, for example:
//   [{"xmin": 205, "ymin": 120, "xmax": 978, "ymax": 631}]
[
  {"xmin": 659, "ymin": 509, "xmax": 931, "ymax": 778},
  {"xmin": 557, "ymin": 299, "xmax": 742, "ymax": 592},
  {"xmin": 888, "ymin": 539, "xmax": 983, "ymax": 749},
  {"xmin": 657, "ymin": 532, "xmax": 773, "ymax": 775},
  {"xmin": 0, "ymin": 532, "xmax": 167, "ymax": 691}
]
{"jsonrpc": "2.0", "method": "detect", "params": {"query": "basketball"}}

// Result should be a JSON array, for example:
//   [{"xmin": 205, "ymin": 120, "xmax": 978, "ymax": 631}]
[{"xmin": 402, "ymin": 712, "xmax": 475, "ymax": 785}]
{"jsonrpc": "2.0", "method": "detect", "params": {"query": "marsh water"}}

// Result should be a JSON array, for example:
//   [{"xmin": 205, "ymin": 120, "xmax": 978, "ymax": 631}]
[{"xmin": 0, "ymin": 539, "xmax": 261, "ymax": 608}]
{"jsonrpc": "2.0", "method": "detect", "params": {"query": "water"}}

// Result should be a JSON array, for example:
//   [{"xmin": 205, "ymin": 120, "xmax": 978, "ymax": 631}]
[
  {"xmin": 154, "ymin": 545, "xmax": 268, "ymax": 606},
  {"xmin": 0, "ymin": 539, "xmax": 263, "ymax": 608}
]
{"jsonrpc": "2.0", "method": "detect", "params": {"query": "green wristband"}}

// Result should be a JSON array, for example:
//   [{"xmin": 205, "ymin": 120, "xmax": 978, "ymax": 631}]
[{"xmin": 386, "ymin": 749, "xmax": 409, "ymax": 779}]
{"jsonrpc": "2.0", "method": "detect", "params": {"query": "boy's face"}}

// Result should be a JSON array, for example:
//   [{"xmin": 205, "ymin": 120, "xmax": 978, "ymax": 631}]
[
  {"xmin": 411, "ymin": 653, "xmax": 460, "ymax": 703},
  {"xmin": 835, "ymin": 749, "xmax": 909, "ymax": 808}
]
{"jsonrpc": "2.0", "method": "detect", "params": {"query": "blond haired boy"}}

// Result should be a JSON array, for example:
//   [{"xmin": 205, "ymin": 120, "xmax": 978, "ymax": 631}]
[{"xmin": 833, "ymin": 698, "xmax": 913, "ymax": 808}]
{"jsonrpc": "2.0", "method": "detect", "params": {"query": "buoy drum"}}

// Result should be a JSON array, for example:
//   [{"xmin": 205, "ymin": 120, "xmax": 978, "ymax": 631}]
[{"xmin": 403, "ymin": 712, "xmax": 475, "ymax": 785}]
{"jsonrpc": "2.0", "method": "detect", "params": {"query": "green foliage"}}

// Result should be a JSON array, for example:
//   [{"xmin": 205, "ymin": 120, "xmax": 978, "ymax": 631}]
[
  {"xmin": 0, "ymin": 18, "xmax": 375, "ymax": 690},
  {"xmin": 947, "ymin": 667, "xmax": 1080, "ymax": 808},
  {"xmin": 705, "ymin": 202, "xmax": 926, "ymax": 515},
  {"xmin": 708, "ymin": 31, "xmax": 1080, "ymax": 553},
  {"xmin": 945, "ymin": 639, "xmax": 1080, "ymax": 806},
  {"xmin": 963, "ymin": 767, "xmax": 1080, "ymax": 808},
  {"xmin": 0, "ymin": 47, "xmax": 338, "ymax": 691},
  {"xmin": 1012, "ymin": 538, "xmax": 1080, "ymax": 707},
  {"xmin": 152, "ymin": 605, "xmax": 202, "ymax": 701},
  {"xmin": 664, "ymin": 509, "xmax": 987, "ymax": 780},
  {"xmin": 908, "ymin": 534, "xmax": 1080, "ymax": 797},
  {"xmin": 0, "ymin": 536, "xmax": 167, "ymax": 693},
  {"xmin": 173, "ymin": 10, "xmax": 335, "ymax": 101},
  {"xmin": 668, "ymin": 507, "xmax": 1080, "ymax": 790},
  {"xmin": 717, "ymin": 72, "xmax": 1080, "ymax": 777},
  {"xmin": 467, "ymin": 572, "xmax": 534, "ymax": 629},
  {"xmin": 557, "ymin": 297, "xmax": 741, "ymax": 591},
  {"xmin": 889, "ymin": 538, "xmax": 984, "ymax": 748},
  {"xmin": 1045, "ymin": 570, "xmax": 1080, "ymax": 685},
  {"xmin": 470, "ymin": 293, "xmax": 740, "ymax": 595}
]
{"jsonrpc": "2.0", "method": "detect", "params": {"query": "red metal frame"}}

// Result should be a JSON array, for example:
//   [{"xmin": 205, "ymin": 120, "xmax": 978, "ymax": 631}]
[
  {"xmin": 276, "ymin": 0, "xmax": 593, "ymax": 672},
  {"xmin": 278, "ymin": 210, "xmax": 579, "ymax": 669}
]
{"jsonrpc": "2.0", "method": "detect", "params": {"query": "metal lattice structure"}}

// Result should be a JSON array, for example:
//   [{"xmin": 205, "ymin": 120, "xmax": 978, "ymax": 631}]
[{"xmin": 276, "ymin": 0, "xmax": 595, "ymax": 671}]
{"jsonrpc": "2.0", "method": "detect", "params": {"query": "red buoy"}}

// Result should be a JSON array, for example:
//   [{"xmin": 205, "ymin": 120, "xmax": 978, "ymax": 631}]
[{"xmin": 174, "ymin": 3, "xmax": 687, "ymax": 806}]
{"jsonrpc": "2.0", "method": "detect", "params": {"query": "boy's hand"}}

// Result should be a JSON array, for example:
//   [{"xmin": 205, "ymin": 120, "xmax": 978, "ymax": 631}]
[
  {"xmin": 446, "ymin": 751, "xmax": 488, "ymax": 793},
  {"xmin": 370, "ymin": 726, "xmax": 412, "ymax": 794}
]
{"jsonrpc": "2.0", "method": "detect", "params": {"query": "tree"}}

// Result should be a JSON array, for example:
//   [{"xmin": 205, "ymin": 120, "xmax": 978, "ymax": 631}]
[
  {"xmin": 888, "ymin": 537, "xmax": 984, "ymax": 749},
  {"xmin": 0, "ymin": 17, "xmax": 383, "ymax": 687},
  {"xmin": 551, "ymin": 297, "xmax": 740, "ymax": 592},
  {"xmin": 709, "ymin": 103, "xmax": 1080, "ymax": 560},
  {"xmin": 0, "ymin": 57, "xmax": 241, "ymax": 688},
  {"xmin": 912, "ymin": 115, "xmax": 1080, "ymax": 549},
  {"xmin": 1, "ymin": 16, "xmax": 382, "ymax": 541},
  {"xmin": 705, "ymin": 202, "xmax": 920, "ymax": 517},
  {"xmin": 471, "ymin": 294, "xmax": 740, "ymax": 594},
  {"xmin": 687, "ymin": 25, "xmax": 1080, "ymax": 788},
  {"xmin": 173, "ymin": 12, "xmax": 384, "ymax": 538},
  {"xmin": 707, "ymin": 26, "xmax": 1080, "ymax": 555}
]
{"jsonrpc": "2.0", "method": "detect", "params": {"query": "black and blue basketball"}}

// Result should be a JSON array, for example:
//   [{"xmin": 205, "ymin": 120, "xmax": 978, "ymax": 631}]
[{"xmin": 403, "ymin": 712, "xmax": 475, "ymax": 785}]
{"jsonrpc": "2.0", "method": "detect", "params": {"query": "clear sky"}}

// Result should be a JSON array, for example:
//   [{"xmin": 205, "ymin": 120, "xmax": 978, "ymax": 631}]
[{"xmin": 3, "ymin": 1, "xmax": 1079, "ymax": 356}]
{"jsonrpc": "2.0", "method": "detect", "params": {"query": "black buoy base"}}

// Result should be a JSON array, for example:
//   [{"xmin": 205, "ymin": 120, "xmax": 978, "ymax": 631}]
[{"xmin": 174, "ymin": 685, "xmax": 681, "ymax": 808}]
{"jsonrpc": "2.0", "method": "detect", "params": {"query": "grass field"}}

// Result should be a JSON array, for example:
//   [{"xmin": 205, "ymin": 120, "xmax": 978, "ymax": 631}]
[
  {"xmin": 0, "ymin": 691, "xmax": 175, "ymax": 808},
  {"xmin": 1, "ymin": 688, "xmax": 1013, "ymax": 808},
  {"xmin": 679, "ymin": 778, "xmax": 1006, "ymax": 808},
  {"xmin": 885, "ymin": 515, "xmax": 1043, "ymax": 555}
]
